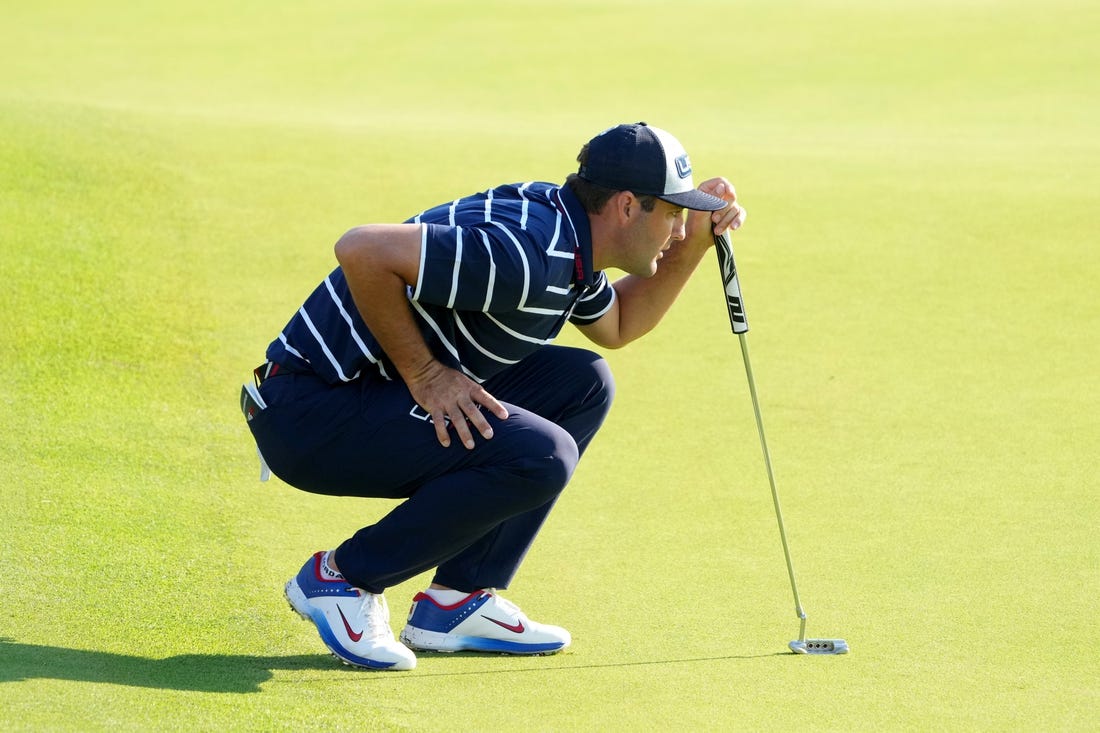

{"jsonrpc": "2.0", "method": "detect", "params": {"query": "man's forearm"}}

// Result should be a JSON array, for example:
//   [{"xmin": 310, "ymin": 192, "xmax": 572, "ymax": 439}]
[
  {"xmin": 333, "ymin": 225, "xmax": 437, "ymax": 384},
  {"xmin": 610, "ymin": 239, "xmax": 710, "ymax": 345},
  {"xmin": 353, "ymin": 271, "xmax": 437, "ymax": 383}
]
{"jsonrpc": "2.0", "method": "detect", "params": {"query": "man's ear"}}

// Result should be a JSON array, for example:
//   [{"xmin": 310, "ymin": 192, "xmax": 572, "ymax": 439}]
[{"xmin": 613, "ymin": 191, "xmax": 637, "ymax": 223}]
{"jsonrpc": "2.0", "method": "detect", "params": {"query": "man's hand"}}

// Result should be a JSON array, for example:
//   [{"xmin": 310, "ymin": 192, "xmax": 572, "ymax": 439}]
[
  {"xmin": 689, "ymin": 177, "xmax": 746, "ymax": 242},
  {"xmin": 576, "ymin": 175, "xmax": 747, "ymax": 350},
  {"xmin": 335, "ymin": 223, "xmax": 508, "ymax": 449},
  {"xmin": 406, "ymin": 360, "xmax": 509, "ymax": 449}
]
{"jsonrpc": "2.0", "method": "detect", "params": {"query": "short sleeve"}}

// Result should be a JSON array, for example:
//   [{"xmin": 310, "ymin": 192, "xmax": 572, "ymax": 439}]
[{"xmin": 569, "ymin": 272, "xmax": 615, "ymax": 324}]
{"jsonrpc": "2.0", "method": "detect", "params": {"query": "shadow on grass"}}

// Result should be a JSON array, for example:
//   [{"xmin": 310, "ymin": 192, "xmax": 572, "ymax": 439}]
[
  {"xmin": 263, "ymin": 649, "xmax": 795, "ymax": 684},
  {"xmin": 395, "ymin": 650, "xmax": 792, "ymax": 679},
  {"xmin": 0, "ymin": 638, "xmax": 791, "ymax": 691},
  {"xmin": 0, "ymin": 638, "xmax": 342, "ymax": 693}
]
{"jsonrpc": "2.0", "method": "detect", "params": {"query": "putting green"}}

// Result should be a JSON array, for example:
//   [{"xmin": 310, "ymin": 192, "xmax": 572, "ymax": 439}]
[{"xmin": 2, "ymin": 1, "xmax": 1097, "ymax": 730}]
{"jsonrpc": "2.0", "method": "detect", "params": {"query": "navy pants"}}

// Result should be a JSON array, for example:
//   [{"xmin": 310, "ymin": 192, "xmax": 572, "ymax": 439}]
[{"xmin": 247, "ymin": 346, "xmax": 614, "ymax": 594}]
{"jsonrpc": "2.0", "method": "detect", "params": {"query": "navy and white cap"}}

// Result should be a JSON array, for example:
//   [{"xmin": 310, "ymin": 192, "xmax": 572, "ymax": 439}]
[{"xmin": 577, "ymin": 122, "xmax": 726, "ymax": 212}]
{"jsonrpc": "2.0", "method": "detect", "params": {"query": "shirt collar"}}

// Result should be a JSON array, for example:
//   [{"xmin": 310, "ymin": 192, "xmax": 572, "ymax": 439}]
[{"xmin": 553, "ymin": 185, "xmax": 596, "ymax": 289}]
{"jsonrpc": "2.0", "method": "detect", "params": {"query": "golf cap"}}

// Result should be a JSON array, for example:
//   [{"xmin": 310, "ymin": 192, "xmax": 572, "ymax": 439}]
[{"xmin": 577, "ymin": 122, "xmax": 726, "ymax": 211}]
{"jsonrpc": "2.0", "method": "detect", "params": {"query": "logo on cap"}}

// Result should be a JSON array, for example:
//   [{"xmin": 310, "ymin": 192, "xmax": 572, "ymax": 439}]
[{"xmin": 674, "ymin": 154, "xmax": 692, "ymax": 179}]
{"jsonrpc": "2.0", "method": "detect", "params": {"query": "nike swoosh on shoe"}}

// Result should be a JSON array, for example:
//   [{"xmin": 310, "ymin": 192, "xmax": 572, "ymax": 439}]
[
  {"xmin": 338, "ymin": 606, "xmax": 365, "ymax": 642},
  {"xmin": 481, "ymin": 615, "xmax": 525, "ymax": 634}
]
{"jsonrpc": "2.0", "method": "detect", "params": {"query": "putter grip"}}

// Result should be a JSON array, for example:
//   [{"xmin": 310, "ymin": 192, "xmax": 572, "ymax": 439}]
[{"xmin": 714, "ymin": 231, "xmax": 749, "ymax": 334}]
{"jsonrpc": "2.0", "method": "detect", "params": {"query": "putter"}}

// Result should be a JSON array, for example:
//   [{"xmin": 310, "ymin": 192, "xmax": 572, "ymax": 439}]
[{"xmin": 714, "ymin": 231, "xmax": 848, "ymax": 656}]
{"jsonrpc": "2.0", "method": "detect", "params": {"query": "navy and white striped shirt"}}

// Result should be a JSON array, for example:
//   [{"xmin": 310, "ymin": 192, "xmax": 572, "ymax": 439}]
[{"xmin": 265, "ymin": 183, "xmax": 615, "ymax": 385}]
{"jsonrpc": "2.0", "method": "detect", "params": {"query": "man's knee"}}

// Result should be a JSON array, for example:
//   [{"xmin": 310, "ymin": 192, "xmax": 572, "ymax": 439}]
[
  {"xmin": 583, "ymin": 350, "xmax": 616, "ymax": 411},
  {"xmin": 559, "ymin": 347, "xmax": 616, "ymax": 413},
  {"xmin": 492, "ymin": 417, "xmax": 579, "ymax": 508},
  {"xmin": 561, "ymin": 347, "xmax": 614, "ymax": 387},
  {"xmin": 526, "ymin": 428, "xmax": 579, "ymax": 497},
  {"xmin": 556, "ymin": 350, "xmax": 615, "ymax": 455}
]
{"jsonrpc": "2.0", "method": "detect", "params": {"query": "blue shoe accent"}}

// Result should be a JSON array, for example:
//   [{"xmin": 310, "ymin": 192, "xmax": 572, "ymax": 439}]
[
  {"xmin": 405, "ymin": 591, "xmax": 491, "ymax": 632},
  {"xmin": 292, "ymin": 552, "xmax": 360, "ymax": 600},
  {"xmin": 438, "ymin": 635, "xmax": 566, "ymax": 654},
  {"xmin": 304, "ymin": 604, "xmax": 398, "ymax": 669}
]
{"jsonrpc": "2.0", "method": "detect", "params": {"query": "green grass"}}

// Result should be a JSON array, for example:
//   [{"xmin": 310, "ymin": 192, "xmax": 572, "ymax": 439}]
[{"xmin": 2, "ymin": 0, "xmax": 1098, "ymax": 730}]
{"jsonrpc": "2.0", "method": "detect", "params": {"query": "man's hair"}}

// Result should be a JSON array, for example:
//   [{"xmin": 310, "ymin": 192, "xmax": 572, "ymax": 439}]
[{"xmin": 566, "ymin": 142, "xmax": 658, "ymax": 214}]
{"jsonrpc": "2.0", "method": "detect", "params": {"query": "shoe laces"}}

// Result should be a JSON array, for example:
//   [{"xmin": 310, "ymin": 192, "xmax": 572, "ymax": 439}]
[
  {"xmin": 357, "ymin": 592, "xmax": 393, "ymax": 640},
  {"xmin": 483, "ymin": 589, "xmax": 525, "ymax": 620}
]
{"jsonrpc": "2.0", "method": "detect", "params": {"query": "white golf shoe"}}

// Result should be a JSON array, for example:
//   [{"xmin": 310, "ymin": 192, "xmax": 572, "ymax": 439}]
[
  {"xmin": 285, "ymin": 552, "xmax": 416, "ymax": 670},
  {"xmin": 400, "ymin": 589, "xmax": 570, "ymax": 655}
]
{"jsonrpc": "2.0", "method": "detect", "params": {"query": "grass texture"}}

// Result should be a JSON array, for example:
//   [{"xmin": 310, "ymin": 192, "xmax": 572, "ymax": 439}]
[{"xmin": 2, "ymin": 1, "xmax": 1098, "ymax": 730}]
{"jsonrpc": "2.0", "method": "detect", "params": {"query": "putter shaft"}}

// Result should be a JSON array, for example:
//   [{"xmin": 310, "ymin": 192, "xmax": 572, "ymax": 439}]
[
  {"xmin": 738, "ymin": 332, "xmax": 807, "ymax": 639},
  {"xmin": 715, "ymin": 232, "xmax": 846, "ymax": 654}
]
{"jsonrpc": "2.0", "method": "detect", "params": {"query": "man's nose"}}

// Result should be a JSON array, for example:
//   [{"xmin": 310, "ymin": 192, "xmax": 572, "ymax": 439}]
[{"xmin": 672, "ymin": 216, "xmax": 686, "ymax": 240}]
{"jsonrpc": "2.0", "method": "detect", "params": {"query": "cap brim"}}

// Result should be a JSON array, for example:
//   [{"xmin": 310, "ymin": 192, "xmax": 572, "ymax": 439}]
[{"xmin": 659, "ymin": 189, "xmax": 727, "ymax": 212}]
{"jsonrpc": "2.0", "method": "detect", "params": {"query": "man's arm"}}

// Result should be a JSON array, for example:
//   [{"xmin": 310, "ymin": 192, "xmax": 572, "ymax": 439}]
[
  {"xmin": 576, "ymin": 178, "xmax": 746, "ymax": 349},
  {"xmin": 333, "ymin": 224, "xmax": 507, "ymax": 449},
  {"xmin": 577, "ymin": 237, "xmax": 711, "ymax": 349}
]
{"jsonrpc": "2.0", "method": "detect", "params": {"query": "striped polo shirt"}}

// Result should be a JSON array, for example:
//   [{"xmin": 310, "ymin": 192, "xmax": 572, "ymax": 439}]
[{"xmin": 265, "ymin": 182, "xmax": 615, "ymax": 385}]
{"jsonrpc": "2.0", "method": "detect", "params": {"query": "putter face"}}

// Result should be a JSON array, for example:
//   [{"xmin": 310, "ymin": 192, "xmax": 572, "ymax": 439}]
[{"xmin": 789, "ymin": 639, "xmax": 849, "ymax": 655}]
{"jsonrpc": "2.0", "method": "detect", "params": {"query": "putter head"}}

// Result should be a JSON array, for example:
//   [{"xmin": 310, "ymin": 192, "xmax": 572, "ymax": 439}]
[{"xmin": 789, "ymin": 639, "xmax": 849, "ymax": 655}]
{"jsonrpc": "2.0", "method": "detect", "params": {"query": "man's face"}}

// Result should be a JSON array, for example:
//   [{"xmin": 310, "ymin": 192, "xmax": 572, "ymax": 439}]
[{"xmin": 622, "ymin": 198, "xmax": 686, "ymax": 277}]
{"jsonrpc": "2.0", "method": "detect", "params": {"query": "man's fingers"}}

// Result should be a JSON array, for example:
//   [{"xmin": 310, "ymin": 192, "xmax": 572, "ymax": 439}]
[
  {"xmin": 429, "ymin": 402, "xmax": 489, "ymax": 450},
  {"xmin": 460, "ymin": 408, "xmax": 493, "ymax": 447},
  {"xmin": 431, "ymin": 413, "xmax": 451, "ymax": 448},
  {"xmin": 713, "ymin": 203, "xmax": 746, "ymax": 235},
  {"xmin": 414, "ymin": 366, "xmax": 508, "ymax": 449},
  {"xmin": 451, "ymin": 405, "xmax": 479, "ymax": 450},
  {"xmin": 474, "ymin": 386, "xmax": 509, "ymax": 421},
  {"xmin": 694, "ymin": 177, "xmax": 745, "ymax": 236}
]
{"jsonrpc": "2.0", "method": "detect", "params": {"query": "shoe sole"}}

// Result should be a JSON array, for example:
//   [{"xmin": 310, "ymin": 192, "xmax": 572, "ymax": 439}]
[
  {"xmin": 284, "ymin": 579, "xmax": 414, "ymax": 671},
  {"xmin": 399, "ymin": 625, "xmax": 567, "ymax": 655}
]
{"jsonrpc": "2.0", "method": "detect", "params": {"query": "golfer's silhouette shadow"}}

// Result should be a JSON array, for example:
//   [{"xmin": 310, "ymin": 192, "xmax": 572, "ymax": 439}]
[{"xmin": 0, "ymin": 638, "xmax": 338, "ymax": 693}]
